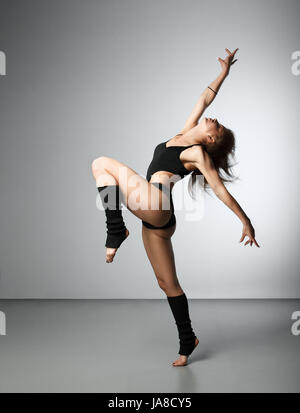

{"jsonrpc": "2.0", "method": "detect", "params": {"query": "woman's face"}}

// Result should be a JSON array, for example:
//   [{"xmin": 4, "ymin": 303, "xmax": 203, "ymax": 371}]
[{"xmin": 199, "ymin": 117, "xmax": 225, "ymax": 144}]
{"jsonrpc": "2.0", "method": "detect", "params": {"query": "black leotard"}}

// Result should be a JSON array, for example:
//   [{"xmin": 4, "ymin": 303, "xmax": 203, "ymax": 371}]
[
  {"xmin": 142, "ymin": 138, "xmax": 202, "ymax": 230},
  {"xmin": 146, "ymin": 139, "xmax": 203, "ymax": 181}
]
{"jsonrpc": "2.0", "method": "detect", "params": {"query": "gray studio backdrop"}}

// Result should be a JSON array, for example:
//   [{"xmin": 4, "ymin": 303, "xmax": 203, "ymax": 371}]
[{"xmin": 0, "ymin": 0, "xmax": 299, "ymax": 298}]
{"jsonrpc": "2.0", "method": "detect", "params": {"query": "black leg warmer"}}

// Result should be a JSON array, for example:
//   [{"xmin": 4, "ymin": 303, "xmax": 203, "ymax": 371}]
[
  {"xmin": 98, "ymin": 185, "xmax": 127, "ymax": 249},
  {"xmin": 167, "ymin": 293, "xmax": 197, "ymax": 356}
]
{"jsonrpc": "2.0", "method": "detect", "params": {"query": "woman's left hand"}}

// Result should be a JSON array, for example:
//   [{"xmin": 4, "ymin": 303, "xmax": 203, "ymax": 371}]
[
  {"xmin": 240, "ymin": 220, "xmax": 260, "ymax": 247},
  {"xmin": 218, "ymin": 48, "xmax": 239, "ymax": 76}
]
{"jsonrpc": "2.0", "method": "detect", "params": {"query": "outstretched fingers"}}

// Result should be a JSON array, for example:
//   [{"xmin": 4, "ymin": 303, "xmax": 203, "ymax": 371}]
[
  {"xmin": 225, "ymin": 47, "xmax": 239, "ymax": 56},
  {"xmin": 225, "ymin": 48, "xmax": 239, "ymax": 66},
  {"xmin": 242, "ymin": 236, "xmax": 260, "ymax": 248}
]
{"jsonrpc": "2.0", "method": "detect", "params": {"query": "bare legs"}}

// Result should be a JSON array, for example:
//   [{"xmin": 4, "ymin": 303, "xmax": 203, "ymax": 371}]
[
  {"xmin": 91, "ymin": 156, "xmax": 173, "ymax": 262},
  {"xmin": 91, "ymin": 155, "xmax": 198, "ymax": 365},
  {"xmin": 142, "ymin": 224, "xmax": 199, "ymax": 366}
]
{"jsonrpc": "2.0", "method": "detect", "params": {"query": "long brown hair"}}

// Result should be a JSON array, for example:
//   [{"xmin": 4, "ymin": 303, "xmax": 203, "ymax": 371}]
[{"xmin": 188, "ymin": 127, "xmax": 239, "ymax": 199}]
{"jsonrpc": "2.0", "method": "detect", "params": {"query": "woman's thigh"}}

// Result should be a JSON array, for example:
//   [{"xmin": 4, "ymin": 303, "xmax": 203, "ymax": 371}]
[
  {"xmin": 141, "ymin": 223, "xmax": 182, "ymax": 291},
  {"xmin": 92, "ymin": 156, "xmax": 172, "ymax": 227}
]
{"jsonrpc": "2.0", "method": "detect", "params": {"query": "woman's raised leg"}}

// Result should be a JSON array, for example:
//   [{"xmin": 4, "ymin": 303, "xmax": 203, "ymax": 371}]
[{"xmin": 91, "ymin": 156, "xmax": 173, "ymax": 262}]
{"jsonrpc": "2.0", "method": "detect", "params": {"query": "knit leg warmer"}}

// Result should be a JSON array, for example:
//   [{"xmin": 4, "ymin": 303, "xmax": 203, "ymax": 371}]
[
  {"xmin": 167, "ymin": 293, "xmax": 197, "ymax": 356},
  {"xmin": 98, "ymin": 185, "xmax": 127, "ymax": 248}
]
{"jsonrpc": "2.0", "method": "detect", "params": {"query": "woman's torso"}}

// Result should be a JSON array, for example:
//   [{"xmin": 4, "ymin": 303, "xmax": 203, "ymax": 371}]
[{"xmin": 146, "ymin": 134, "xmax": 203, "ymax": 189}]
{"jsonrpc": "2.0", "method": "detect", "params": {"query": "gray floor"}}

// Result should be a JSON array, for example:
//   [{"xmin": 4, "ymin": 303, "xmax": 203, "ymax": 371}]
[{"xmin": 0, "ymin": 299, "xmax": 299, "ymax": 393}]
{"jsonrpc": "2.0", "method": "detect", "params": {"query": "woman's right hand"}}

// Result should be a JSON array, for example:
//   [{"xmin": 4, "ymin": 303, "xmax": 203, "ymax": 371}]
[
  {"xmin": 240, "ymin": 220, "xmax": 260, "ymax": 247},
  {"xmin": 218, "ymin": 48, "xmax": 239, "ymax": 76}
]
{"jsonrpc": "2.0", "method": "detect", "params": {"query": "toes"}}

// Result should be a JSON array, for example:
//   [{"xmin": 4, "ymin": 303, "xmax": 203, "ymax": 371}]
[
  {"xmin": 106, "ymin": 253, "xmax": 115, "ymax": 263},
  {"xmin": 172, "ymin": 358, "xmax": 187, "ymax": 366},
  {"xmin": 172, "ymin": 362, "xmax": 187, "ymax": 367}
]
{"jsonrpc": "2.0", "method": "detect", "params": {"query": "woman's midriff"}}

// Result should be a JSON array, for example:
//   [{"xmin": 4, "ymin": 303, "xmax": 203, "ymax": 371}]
[{"xmin": 149, "ymin": 171, "xmax": 181, "ymax": 191}]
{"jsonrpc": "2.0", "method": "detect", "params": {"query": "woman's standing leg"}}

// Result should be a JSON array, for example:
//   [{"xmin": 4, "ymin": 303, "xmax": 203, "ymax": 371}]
[{"xmin": 142, "ymin": 224, "xmax": 199, "ymax": 366}]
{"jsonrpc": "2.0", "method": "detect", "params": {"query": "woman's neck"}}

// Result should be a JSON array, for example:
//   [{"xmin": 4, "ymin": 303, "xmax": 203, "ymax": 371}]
[{"xmin": 180, "ymin": 128, "xmax": 206, "ymax": 145}]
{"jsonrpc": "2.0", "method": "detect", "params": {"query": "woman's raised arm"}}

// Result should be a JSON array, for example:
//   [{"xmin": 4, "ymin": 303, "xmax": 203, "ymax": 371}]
[{"xmin": 179, "ymin": 48, "xmax": 239, "ymax": 134}]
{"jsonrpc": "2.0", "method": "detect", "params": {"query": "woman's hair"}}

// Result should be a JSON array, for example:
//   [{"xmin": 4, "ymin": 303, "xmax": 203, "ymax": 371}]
[{"xmin": 188, "ymin": 127, "xmax": 239, "ymax": 199}]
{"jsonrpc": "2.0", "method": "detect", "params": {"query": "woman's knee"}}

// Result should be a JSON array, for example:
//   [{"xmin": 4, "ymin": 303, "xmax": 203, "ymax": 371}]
[
  {"xmin": 156, "ymin": 277, "xmax": 168, "ymax": 291},
  {"xmin": 91, "ymin": 157, "xmax": 118, "ymax": 185},
  {"xmin": 156, "ymin": 277, "xmax": 181, "ymax": 294},
  {"xmin": 91, "ymin": 156, "xmax": 112, "ymax": 174}
]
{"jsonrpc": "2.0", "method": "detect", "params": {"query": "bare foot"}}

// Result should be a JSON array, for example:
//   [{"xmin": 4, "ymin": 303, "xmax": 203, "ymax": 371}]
[
  {"xmin": 172, "ymin": 337, "xmax": 199, "ymax": 367},
  {"xmin": 105, "ymin": 229, "xmax": 130, "ymax": 263}
]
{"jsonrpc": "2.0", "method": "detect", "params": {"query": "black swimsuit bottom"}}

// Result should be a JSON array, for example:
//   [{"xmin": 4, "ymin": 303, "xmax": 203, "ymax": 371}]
[{"xmin": 141, "ymin": 182, "xmax": 176, "ymax": 230}]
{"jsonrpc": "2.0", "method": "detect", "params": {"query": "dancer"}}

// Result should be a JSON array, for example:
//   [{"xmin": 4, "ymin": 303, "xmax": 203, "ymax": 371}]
[{"xmin": 91, "ymin": 48, "xmax": 260, "ymax": 366}]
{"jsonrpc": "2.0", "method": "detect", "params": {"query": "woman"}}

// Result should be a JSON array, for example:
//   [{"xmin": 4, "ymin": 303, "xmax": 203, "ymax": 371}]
[{"xmin": 91, "ymin": 47, "xmax": 260, "ymax": 367}]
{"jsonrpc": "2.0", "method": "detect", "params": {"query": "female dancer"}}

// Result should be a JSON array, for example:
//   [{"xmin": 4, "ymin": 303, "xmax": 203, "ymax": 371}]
[{"xmin": 91, "ymin": 47, "xmax": 260, "ymax": 367}]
